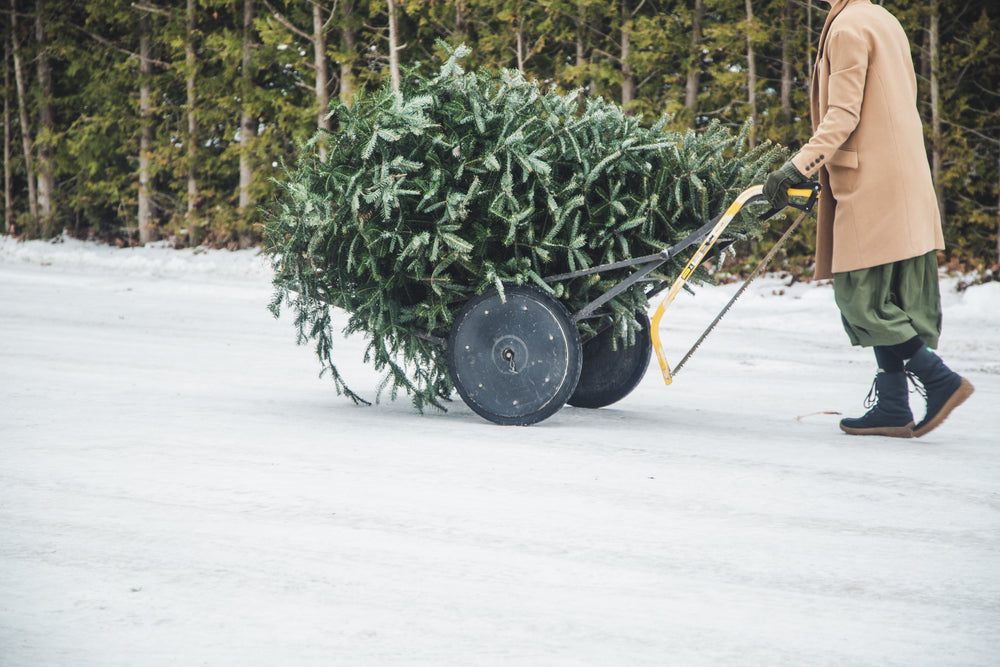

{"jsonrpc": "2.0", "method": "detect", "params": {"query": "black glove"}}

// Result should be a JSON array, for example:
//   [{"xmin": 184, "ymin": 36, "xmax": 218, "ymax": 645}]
[{"xmin": 763, "ymin": 160, "xmax": 805, "ymax": 210}]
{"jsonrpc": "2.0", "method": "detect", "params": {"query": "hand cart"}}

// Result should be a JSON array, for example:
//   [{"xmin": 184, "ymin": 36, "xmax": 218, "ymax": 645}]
[{"xmin": 445, "ymin": 183, "xmax": 821, "ymax": 425}]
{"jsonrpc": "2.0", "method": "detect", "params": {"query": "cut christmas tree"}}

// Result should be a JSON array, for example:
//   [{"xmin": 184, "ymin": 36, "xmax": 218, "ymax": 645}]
[{"xmin": 263, "ymin": 44, "xmax": 784, "ymax": 416}]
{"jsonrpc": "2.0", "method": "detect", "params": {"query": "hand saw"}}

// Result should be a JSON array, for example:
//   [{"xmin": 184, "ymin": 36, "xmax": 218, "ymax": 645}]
[{"xmin": 649, "ymin": 182, "xmax": 821, "ymax": 386}]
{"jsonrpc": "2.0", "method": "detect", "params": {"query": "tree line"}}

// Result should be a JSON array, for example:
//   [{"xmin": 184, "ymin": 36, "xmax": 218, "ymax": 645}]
[{"xmin": 3, "ymin": 0, "xmax": 998, "ymax": 268}]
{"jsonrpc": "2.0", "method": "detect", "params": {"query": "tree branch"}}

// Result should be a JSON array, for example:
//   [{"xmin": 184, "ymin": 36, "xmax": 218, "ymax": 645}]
[
  {"xmin": 131, "ymin": 2, "xmax": 172, "ymax": 17},
  {"xmin": 591, "ymin": 48, "xmax": 622, "ymax": 65},
  {"xmin": 72, "ymin": 23, "xmax": 171, "ymax": 68},
  {"xmin": 261, "ymin": 0, "xmax": 312, "ymax": 41},
  {"xmin": 638, "ymin": 69, "xmax": 662, "ymax": 89},
  {"xmin": 320, "ymin": 0, "xmax": 338, "ymax": 31},
  {"xmin": 943, "ymin": 119, "xmax": 1000, "ymax": 145},
  {"xmin": 630, "ymin": 0, "xmax": 649, "ymax": 19}
]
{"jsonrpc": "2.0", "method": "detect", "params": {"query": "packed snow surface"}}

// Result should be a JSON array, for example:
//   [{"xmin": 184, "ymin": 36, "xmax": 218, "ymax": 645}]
[{"xmin": 2, "ymin": 235, "xmax": 998, "ymax": 666}]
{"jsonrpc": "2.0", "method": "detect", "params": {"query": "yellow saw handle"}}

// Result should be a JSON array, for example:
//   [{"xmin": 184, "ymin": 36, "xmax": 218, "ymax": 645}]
[{"xmin": 649, "ymin": 183, "xmax": 817, "ymax": 386}]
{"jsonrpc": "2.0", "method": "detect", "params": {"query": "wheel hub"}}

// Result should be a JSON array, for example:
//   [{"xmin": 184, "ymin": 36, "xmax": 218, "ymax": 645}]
[{"xmin": 493, "ymin": 336, "xmax": 528, "ymax": 374}]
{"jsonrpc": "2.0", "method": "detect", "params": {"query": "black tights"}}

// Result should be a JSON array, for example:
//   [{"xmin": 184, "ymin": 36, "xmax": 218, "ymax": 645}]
[{"xmin": 874, "ymin": 336, "xmax": 924, "ymax": 372}]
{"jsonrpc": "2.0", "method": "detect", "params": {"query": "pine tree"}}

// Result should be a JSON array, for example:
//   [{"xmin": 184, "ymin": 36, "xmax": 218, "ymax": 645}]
[
  {"xmin": 264, "ymin": 45, "xmax": 784, "ymax": 411},
  {"xmin": 2, "ymin": 0, "xmax": 991, "ymax": 269}
]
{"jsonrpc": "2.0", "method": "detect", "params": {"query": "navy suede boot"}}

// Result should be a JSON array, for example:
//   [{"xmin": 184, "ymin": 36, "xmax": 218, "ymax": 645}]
[
  {"xmin": 840, "ymin": 370, "xmax": 914, "ymax": 438},
  {"xmin": 904, "ymin": 347, "xmax": 975, "ymax": 437}
]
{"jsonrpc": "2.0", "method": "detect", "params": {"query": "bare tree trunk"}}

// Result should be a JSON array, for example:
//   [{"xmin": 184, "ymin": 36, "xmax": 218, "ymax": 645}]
[
  {"xmin": 685, "ymin": 0, "xmax": 705, "ymax": 114},
  {"xmin": 575, "ymin": 2, "xmax": 586, "ymax": 71},
  {"xmin": 339, "ymin": 27, "xmax": 356, "ymax": 105},
  {"xmin": 4, "ymin": 36, "xmax": 12, "ymax": 234},
  {"xmin": 387, "ymin": 0, "xmax": 401, "ymax": 91},
  {"xmin": 35, "ymin": 0, "xmax": 53, "ymax": 221},
  {"xmin": 929, "ymin": 0, "xmax": 944, "ymax": 224},
  {"xmin": 339, "ymin": 3, "xmax": 357, "ymax": 106},
  {"xmin": 576, "ymin": 1, "xmax": 588, "ymax": 101},
  {"xmin": 515, "ymin": 20, "xmax": 524, "ymax": 73},
  {"xmin": 620, "ymin": 0, "xmax": 634, "ymax": 110},
  {"xmin": 745, "ymin": 0, "xmax": 757, "ymax": 147},
  {"xmin": 313, "ymin": 3, "xmax": 329, "ymax": 158},
  {"xmin": 455, "ymin": 0, "xmax": 464, "ymax": 32},
  {"xmin": 780, "ymin": 0, "xmax": 793, "ymax": 128},
  {"xmin": 185, "ymin": 0, "xmax": 198, "ymax": 245},
  {"xmin": 239, "ymin": 0, "xmax": 257, "ymax": 219},
  {"xmin": 584, "ymin": 2, "xmax": 598, "ymax": 98},
  {"xmin": 138, "ymin": 11, "xmax": 154, "ymax": 244},
  {"xmin": 11, "ymin": 0, "xmax": 37, "ymax": 220},
  {"xmin": 806, "ymin": 0, "xmax": 814, "ymax": 90},
  {"xmin": 918, "ymin": 16, "xmax": 930, "ymax": 115}
]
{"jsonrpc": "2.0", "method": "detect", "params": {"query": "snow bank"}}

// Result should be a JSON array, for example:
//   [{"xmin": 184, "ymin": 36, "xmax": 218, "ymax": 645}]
[{"xmin": 0, "ymin": 234, "xmax": 272, "ymax": 282}]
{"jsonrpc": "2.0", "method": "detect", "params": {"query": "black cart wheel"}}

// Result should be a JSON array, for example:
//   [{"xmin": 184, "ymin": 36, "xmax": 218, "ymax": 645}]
[
  {"xmin": 448, "ymin": 285, "xmax": 582, "ymax": 425},
  {"xmin": 567, "ymin": 311, "xmax": 652, "ymax": 409}
]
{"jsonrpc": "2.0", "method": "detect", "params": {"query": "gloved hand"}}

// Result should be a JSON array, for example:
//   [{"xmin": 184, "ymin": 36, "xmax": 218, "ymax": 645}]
[{"xmin": 763, "ymin": 160, "xmax": 806, "ymax": 210}]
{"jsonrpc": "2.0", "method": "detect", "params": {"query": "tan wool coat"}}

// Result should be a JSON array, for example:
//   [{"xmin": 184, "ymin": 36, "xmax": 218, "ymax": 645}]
[{"xmin": 791, "ymin": 0, "xmax": 944, "ymax": 280}]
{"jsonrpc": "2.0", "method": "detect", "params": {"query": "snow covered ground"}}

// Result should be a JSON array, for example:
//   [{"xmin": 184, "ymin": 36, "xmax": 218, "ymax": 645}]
[{"xmin": 1, "ymin": 235, "xmax": 998, "ymax": 666}]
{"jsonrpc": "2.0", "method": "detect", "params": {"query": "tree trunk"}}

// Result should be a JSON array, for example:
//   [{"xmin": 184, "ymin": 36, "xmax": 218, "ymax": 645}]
[
  {"xmin": 387, "ymin": 0, "xmax": 401, "ymax": 91},
  {"xmin": 138, "ymin": 11, "xmax": 154, "ymax": 244},
  {"xmin": 929, "ymin": 0, "xmax": 944, "ymax": 224},
  {"xmin": 620, "ymin": 0, "xmax": 634, "ymax": 110},
  {"xmin": 4, "ymin": 36, "xmax": 12, "ymax": 234},
  {"xmin": 576, "ymin": 1, "xmax": 587, "ymax": 101},
  {"xmin": 313, "ymin": 3, "xmax": 329, "ymax": 159},
  {"xmin": 35, "ymin": 0, "xmax": 53, "ymax": 221},
  {"xmin": 576, "ymin": 2, "xmax": 586, "ymax": 71},
  {"xmin": 515, "ymin": 19, "xmax": 525, "ymax": 73},
  {"xmin": 780, "ymin": 0, "xmax": 793, "ymax": 128},
  {"xmin": 11, "ymin": 0, "xmax": 37, "ymax": 220},
  {"xmin": 744, "ymin": 0, "xmax": 757, "ymax": 147},
  {"xmin": 806, "ymin": 0, "xmax": 814, "ymax": 90},
  {"xmin": 918, "ymin": 15, "xmax": 930, "ymax": 115},
  {"xmin": 585, "ymin": 2, "xmax": 598, "ymax": 98},
  {"xmin": 239, "ymin": 0, "xmax": 257, "ymax": 217},
  {"xmin": 185, "ymin": 0, "xmax": 198, "ymax": 245},
  {"xmin": 685, "ymin": 0, "xmax": 705, "ymax": 114},
  {"xmin": 339, "ymin": 4, "xmax": 357, "ymax": 106}
]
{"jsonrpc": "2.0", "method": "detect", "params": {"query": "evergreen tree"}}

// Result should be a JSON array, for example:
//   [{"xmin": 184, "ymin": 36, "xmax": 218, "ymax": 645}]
[
  {"xmin": 922, "ymin": 0, "xmax": 1000, "ymax": 267},
  {"xmin": 0, "ymin": 0, "xmax": 994, "ymax": 269}
]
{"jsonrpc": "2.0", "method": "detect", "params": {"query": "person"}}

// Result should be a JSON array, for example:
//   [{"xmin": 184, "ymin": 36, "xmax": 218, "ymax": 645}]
[{"xmin": 763, "ymin": 0, "xmax": 973, "ymax": 438}]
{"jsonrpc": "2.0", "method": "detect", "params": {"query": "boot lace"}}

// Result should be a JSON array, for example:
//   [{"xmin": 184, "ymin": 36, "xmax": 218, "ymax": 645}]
[
  {"xmin": 864, "ymin": 373, "xmax": 925, "ymax": 409},
  {"xmin": 906, "ymin": 371, "xmax": 927, "ymax": 399},
  {"xmin": 863, "ymin": 377, "xmax": 878, "ymax": 409}
]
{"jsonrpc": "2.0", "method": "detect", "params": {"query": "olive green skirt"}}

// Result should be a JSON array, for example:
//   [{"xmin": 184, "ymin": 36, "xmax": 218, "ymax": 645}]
[{"xmin": 832, "ymin": 251, "xmax": 942, "ymax": 348}]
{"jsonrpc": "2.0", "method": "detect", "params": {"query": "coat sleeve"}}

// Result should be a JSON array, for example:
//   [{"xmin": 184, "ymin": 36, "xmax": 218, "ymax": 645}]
[{"xmin": 792, "ymin": 27, "xmax": 870, "ymax": 178}]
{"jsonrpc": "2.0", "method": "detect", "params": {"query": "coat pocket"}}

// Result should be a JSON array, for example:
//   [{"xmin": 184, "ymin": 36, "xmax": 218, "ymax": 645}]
[{"xmin": 829, "ymin": 149, "xmax": 858, "ymax": 169}]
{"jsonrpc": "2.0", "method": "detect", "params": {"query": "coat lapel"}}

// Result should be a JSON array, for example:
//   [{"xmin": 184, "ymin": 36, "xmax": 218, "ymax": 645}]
[
  {"xmin": 816, "ymin": 0, "xmax": 852, "ymax": 65},
  {"xmin": 810, "ymin": 0, "xmax": 861, "ymax": 130}
]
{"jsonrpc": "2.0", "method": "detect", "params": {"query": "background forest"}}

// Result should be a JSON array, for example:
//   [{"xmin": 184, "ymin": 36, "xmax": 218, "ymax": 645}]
[{"xmin": 3, "ymin": 0, "xmax": 998, "ymax": 274}]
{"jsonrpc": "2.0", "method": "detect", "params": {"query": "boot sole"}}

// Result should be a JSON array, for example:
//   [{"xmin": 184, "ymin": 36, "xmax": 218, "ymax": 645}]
[
  {"xmin": 840, "ymin": 422, "xmax": 914, "ymax": 438},
  {"xmin": 912, "ymin": 378, "xmax": 975, "ymax": 438}
]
